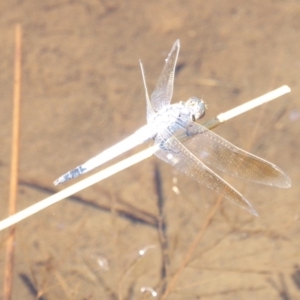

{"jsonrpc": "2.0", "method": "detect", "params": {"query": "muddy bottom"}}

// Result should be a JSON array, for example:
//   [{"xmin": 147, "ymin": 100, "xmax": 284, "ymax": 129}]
[{"xmin": 0, "ymin": 1, "xmax": 300, "ymax": 299}]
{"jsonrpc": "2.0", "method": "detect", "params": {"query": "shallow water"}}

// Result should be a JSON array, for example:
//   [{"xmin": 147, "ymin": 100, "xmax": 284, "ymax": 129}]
[{"xmin": 0, "ymin": 1, "xmax": 300, "ymax": 299}]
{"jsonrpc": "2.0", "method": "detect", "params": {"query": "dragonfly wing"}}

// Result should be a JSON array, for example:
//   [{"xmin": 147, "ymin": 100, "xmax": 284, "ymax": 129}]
[
  {"xmin": 154, "ymin": 134, "xmax": 258, "ymax": 216},
  {"xmin": 176, "ymin": 122, "xmax": 291, "ymax": 188},
  {"xmin": 150, "ymin": 40, "xmax": 180, "ymax": 112}
]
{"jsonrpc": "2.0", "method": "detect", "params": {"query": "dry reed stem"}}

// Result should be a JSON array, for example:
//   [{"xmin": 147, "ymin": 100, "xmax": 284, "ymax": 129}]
[{"xmin": 3, "ymin": 24, "xmax": 22, "ymax": 300}]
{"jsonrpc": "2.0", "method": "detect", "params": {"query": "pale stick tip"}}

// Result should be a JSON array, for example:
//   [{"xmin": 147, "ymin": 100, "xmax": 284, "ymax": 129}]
[
  {"xmin": 282, "ymin": 85, "xmax": 291, "ymax": 93},
  {"xmin": 217, "ymin": 85, "xmax": 291, "ymax": 122}
]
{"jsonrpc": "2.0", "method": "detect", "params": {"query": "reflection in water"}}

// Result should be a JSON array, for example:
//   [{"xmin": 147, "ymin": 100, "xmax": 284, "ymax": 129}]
[
  {"xmin": 139, "ymin": 244, "xmax": 157, "ymax": 256},
  {"xmin": 141, "ymin": 286, "xmax": 158, "ymax": 297},
  {"xmin": 96, "ymin": 255, "xmax": 109, "ymax": 271}
]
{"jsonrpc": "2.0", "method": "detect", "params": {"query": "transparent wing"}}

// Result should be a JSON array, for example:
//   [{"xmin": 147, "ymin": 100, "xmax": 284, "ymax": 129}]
[
  {"xmin": 154, "ymin": 134, "xmax": 258, "ymax": 216},
  {"xmin": 176, "ymin": 122, "xmax": 291, "ymax": 188},
  {"xmin": 139, "ymin": 60, "xmax": 155, "ymax": 123},
  {"xmin": 150, "ymin": 40, "xmax": 180, "ymax": 112}
]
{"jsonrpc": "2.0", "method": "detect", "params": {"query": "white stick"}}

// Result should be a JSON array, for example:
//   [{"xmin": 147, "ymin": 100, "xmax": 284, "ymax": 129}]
[
  {"xmin": 0, "ymin": 146, "xmax": 159, "ymax": 231},
  {"xmin": 217, "ymin": 85, "xmax": 291, "ymax": 122},
  {"xmin": 0, "ymin": 86, "xmax": 291, "ymax": 231}
]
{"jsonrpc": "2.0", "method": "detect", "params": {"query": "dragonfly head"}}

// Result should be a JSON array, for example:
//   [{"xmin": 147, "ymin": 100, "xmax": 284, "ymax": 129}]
[{"xmin": 186, "ymin": 97, "xmax": 207, "ymax": 121}]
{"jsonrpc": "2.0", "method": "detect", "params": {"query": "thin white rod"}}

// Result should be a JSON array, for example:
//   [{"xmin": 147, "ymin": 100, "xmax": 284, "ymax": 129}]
[
  {"xmin": 0, "ymin": 146, "xmax": 158, "ymax": 231},
  {"xmin": 217, "ymin": 85, "xmax": 291, "ymax": 122}
]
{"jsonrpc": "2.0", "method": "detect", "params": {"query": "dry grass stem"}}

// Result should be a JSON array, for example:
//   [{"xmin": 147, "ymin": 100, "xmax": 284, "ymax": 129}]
[{"xmin": 3, "ymin": 24, "xmax": 22, "ymax": 300}]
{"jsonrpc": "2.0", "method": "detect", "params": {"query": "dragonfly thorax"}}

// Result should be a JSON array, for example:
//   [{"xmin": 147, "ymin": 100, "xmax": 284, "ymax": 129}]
[{"xmin": 149, "ymin": 97, "xmax": 206, "ymax": 138}]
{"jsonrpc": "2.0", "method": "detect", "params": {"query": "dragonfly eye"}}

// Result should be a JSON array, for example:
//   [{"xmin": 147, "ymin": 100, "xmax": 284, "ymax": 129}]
[{"xmin": 186, "ymin": 97, "xmax": 206, "ymax": 121}]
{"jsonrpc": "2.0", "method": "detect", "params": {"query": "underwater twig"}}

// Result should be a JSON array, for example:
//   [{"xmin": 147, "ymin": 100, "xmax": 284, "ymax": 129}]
[
  {"xmin": 154, "ymin": 164, "xmax": 170, "ymax": 293},
  {"xmin": 161, "ymin": 195, "xmax": 223, "ymax": 300}
]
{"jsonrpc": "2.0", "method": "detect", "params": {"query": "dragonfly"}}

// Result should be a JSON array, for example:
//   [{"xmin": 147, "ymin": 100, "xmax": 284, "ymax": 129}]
[{"xmin": 54, "ymin": 40, "xmax": 291, "ymax": 216}]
